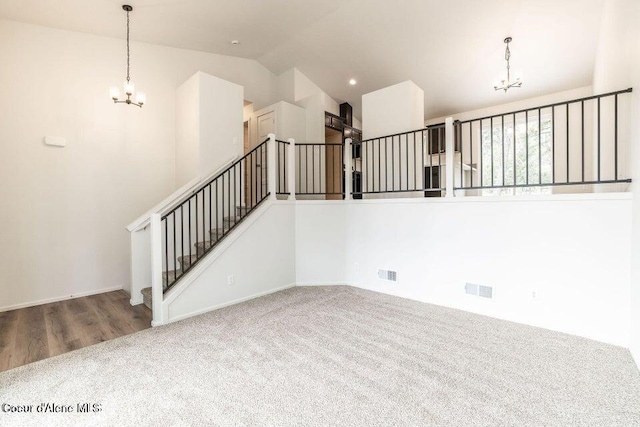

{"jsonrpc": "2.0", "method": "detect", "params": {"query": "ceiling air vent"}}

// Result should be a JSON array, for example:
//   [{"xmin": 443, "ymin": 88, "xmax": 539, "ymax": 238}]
[{"xmin": 378, "ymin": 269, "xmax": 398, "ymax": 282}]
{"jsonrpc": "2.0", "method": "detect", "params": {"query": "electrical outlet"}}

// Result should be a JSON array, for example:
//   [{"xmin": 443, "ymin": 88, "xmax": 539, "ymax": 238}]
[
  {"xmin": 227, "ymin": 274, "xmax": 234, "ymax": 285},
  {"xmin": 531, "ymin": 290, "xmax": 537, "ymax": 299}
]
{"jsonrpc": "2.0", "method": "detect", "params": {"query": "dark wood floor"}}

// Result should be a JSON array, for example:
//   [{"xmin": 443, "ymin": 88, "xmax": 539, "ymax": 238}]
[{"xmin": 0, "ymin": 290, "xmax": 151, "ymax": 372}]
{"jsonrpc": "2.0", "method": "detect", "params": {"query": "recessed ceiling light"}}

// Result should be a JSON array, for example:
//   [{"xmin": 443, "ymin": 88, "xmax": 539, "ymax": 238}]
[
  {"xmin": 349, "ymin": 79, "xmax": 357, "ymax": 85},
  {"xmin": 231, "ymin": 40, "xmax": 240, "ymax": 46}
]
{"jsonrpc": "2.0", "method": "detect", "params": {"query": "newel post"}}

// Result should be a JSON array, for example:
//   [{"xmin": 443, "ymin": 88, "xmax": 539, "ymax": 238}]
[
  {"xmin": 445, "ymin": 117, "xmax": 455, "ymax": 198},
  {"xmin": 150, "ymin": 213, "xmax": 164, "ymax": 326},
  {"xmin": 268, "ymin": 133, "xmax": 277, "ymax": 200},
  {"xmin": 288, "ymin": 138, "xmax": 296, "ymax": 200}
]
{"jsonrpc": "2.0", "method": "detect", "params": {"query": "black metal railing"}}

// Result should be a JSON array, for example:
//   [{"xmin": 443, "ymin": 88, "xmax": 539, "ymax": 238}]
[
  {"xmin": 160, "ymin": 138, "xmax": 269, "ymax": 293},
  {"xmin": 455, "ymin": 88, "xmax": 633, "ymax": 192},
  {"xmin": 354, "ymin": 124, "xmax": 447, "ymax": 196},
  {"xmin": 295, "ymin": 142, "xmax": 344, "ymax": 197},
  {"xmin": 276, "ymin": 139, "xmax": 289, "ymax": 195}
]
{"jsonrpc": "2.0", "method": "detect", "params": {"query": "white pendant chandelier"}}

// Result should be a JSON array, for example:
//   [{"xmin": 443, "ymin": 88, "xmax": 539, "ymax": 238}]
[
  {"xmin": 494, "ymin": 37, "xmax": 522, "ymax": 93},
  {"xmin": 110, "ymin": 5, "xmax": 145, "ymax": 107}
]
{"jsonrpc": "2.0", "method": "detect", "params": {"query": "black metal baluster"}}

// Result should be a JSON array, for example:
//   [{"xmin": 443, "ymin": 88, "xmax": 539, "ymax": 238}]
[
  {"xmin": 597, "ymin": 97, "xmax": 601, "ymax": 182},
  {"xmin": 615, "ymin": 94, "xmax": 618, "ymax": 180},
  {"xmin": 565, "ymin": 104, "xmax": 570, "ymax": 183},
  {"xmin": 188, "ymin": 198, "xmax": 192, "ymax": 260},
  {"xmin": 414, "ymin": 132, "xmax": 418, "ymax": 190},
  {"xmin": 501, "ymin": 117, "xmax": 505, "ymax": 186},
  {"xmin": 201, "ymin": 189, "xmax": 205, "ymax": 250},
  {"xmin": 215, "ymin": 178, "xmax": 219, "ymax": 242},
  {"xmin": 581, "ymin": 101, "xmax": 585, "ymax": 182},
  {"xmin": 180, "ymin": 205, "xmax": 184, "ymax": 273},
  {"xmin": 490, "ymin": 117, "xmax": 494, "ymax": 187},
  {"xmin": 525, "ymin": 111, "xmax": 528, "ymax": 185},
  {"xmin": 405, "ymin": 134, "xmax": 409, "ymax": 191},
  {"xmin": 513, "ymin": 113, "xmax": 516, "ymax": 185},
  {"xmin": 480, "ymin": 120, "xmax": 483, "ymax": 187},
  {"xmin": 195, "ymin": 190, "xmax": 199, "ymax": 257},
  {"xmin": 173, "ymin": 212, "xmax": 176, "ymax": 277},
  {"xmin": 469, "ymin": 123, "xmax": 473, "ymax": 188},
  {"xmin": 164, "ymin": 219, "xmax": 168, "ymax": 288},
  {"xmin": 552, "ymin": 106, "xmax": 555, "ymax": 184},
  {"xmin": 538, "ymin": 108, "xmax": 542, "ymax": 184}
]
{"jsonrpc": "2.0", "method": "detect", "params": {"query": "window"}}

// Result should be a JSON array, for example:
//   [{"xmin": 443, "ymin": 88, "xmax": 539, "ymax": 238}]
[{"xmin": 480, "ymin": 113, "xmax": 553, "ymax": 196}]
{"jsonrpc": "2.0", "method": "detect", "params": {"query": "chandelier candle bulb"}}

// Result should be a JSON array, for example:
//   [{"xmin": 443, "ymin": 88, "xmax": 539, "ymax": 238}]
[
  {"xmin": 124, "ymin": 81, "xmax": 135, "ymax": 96},
  {"xmin": 136, "ymin": 92, "xmax": 146, "ymax": 105},
  {"xmin": 110, "ymin": 86, "xmax": 120, "ymax": 100}
]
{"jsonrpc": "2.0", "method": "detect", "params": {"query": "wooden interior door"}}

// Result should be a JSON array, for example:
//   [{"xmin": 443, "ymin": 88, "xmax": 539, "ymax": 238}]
[
  {"xmin": 256, "ymin": 111, "xmax": 275, "ymax": 200},
  {"xmin": 325, "ymin": 127, "xmax": 343, "ymax": 200}
]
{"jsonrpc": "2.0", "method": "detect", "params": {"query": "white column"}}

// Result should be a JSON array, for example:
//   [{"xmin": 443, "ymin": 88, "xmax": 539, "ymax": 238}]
[
  {"xmin": 288, "ymin": 138, "xmax": 296, "ymax": 201},
  {"xmin": 150, "ymin": 213, "xmax": 164, "ymax": 326},
  {"xmin": 268, "ymin": 133, "xmax": 277, "ymax": 200},
  {"xmin": 445, "ymin": 117, "xmax": 455, "ymax": 198},
  {"xmin": 344, "ymin": 138, "xmax": 353, "ymax": 200}
]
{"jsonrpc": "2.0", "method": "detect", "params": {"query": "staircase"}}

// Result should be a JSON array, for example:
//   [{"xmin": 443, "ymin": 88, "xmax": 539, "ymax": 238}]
[
  {"xmin": 140, "ymin": 209, "xmax": 247, "ymax": 309},
  {"xmin": 140, "ymin": 139, "xmax": 270, "ymax": 310}
]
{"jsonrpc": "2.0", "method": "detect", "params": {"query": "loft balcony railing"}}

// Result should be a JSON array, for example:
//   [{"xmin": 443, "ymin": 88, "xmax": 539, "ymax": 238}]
[
  {"xmin": 286, "ymin": 88, "xmax": 633, "ymax": 199},
  {"xmin": 454, "ymin": 88, "xmax": 633, "ymax": 194}
]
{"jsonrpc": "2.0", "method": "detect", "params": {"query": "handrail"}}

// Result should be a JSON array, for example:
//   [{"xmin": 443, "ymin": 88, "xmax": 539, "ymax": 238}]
[
  {"xmin": 162, "ymin": 138, "xmax": 269, "ymax": 220},
  {"xmin": 458, "ymin": 88, "xmax": 633, "ymax": 124},
  {"xmin": 126, "ymin": 155, "xmax": 239, "ymax": 232},
  {"xmin": 361, "ymin": 123, "xmax": 444, "ymax": 143}
]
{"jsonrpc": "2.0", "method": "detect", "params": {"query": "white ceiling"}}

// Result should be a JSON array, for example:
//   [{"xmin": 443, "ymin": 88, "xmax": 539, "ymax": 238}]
[{"xmin": 0, "ymin": 0, "xmax": 605, "ymax": 119}]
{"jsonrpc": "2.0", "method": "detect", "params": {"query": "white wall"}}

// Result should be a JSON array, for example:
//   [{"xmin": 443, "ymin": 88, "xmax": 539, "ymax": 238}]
[
  {"xmin": 198, "ymin": 73, "xmax": 244, "ymax": 184},
  {"xmin": 175, "ymin": 74, "xmax": 200, "ymax": 186},
  {"xmin": 0, "ymin": 19, "xmax": 279, "ymax": 311},
  {"xmin": 166, "ymin": 202, "xmax": 296, "ymax": 322},
  {"xmin": 592, "ymin": 0, "xmax": 640, "ymax": 367},
  {"xmin": 295, "ymin": 195, "xmax": 632, "ymax": 346},
  {"xmin": 362, "ymin": 80, "xmax": 424, "ymax": 140},
  {"xmin": 295, "ymin": 202, "xmax": 346, "ymax": 284}
]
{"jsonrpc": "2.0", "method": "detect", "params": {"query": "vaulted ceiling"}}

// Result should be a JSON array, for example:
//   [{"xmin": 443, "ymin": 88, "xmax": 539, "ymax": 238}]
[{"xmin": 0, "ymin": 0, "xmax": 605, "ymax": 119}]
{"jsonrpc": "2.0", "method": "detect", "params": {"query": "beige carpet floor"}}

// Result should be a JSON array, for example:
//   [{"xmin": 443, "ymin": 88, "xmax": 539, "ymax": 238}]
[{"xmin": 1, "ymin": 285, "xmax": 639, "ymax": 426}]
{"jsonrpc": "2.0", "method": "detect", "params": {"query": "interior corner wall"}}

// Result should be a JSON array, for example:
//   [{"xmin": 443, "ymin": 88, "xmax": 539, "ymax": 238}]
[
  {"xmin": 0, "ymin": 19, "xmax": 279, "ymax": 311},
  {"xmin": 591, "ymin": 0, "xmax": 640, "ymax": 367}
]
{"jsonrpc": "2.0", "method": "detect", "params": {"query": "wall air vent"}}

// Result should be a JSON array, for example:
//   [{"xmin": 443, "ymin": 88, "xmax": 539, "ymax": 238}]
[
  {"xmin": 378, "ymin": 269, "xmax": 398, "ymax": 282},
  {"xmin": 478, "ymin": 285, "xmax": 493, "ymax": 299},
  {"xmin": 465, "ymin": 283, "xmax": 493, "ymax": 299}
]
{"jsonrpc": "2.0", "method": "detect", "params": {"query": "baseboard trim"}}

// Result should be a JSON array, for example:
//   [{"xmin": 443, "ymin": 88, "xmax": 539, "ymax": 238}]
[
  {"xmin": 0, "ymin": 286, "xmax": 124, "ymax": 312},
  {"xmin": 163, "ymin": 283, "xmax": 295, "ymax": 325},
  {"xmin": 130, "ymin": 296, "xmax": 144, "ymax": 306},
  {"xmin": 295, "ymin": 282, "xmax": 350, "ymax": 287}
]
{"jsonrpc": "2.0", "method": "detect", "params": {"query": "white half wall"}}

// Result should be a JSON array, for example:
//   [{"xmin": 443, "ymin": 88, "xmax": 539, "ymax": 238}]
[
  {"xmin": 165, "ymin": 202, "xmax": 295, "ymax": 323},
  {"xmin": 295, "ymin": 202, "xmax": 346, "ymax": 285},
  {"xmin": 295, "ymin": 195, "xmax": 633, "ymax": 347}
]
